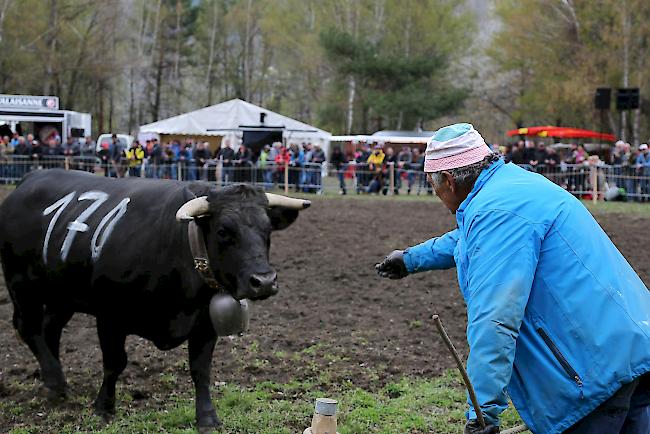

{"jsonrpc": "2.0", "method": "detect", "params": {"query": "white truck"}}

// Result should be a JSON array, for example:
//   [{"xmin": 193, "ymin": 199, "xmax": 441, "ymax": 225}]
[{"xmin": 0, "ymin": 94, "xmax": 91, "ymax": 143}]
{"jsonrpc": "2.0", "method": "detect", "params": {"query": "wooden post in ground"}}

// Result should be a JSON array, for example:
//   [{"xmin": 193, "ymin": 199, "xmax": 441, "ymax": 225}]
[
  {"xmin": 284, "ymin": 160, "xmax": 289, "ymax": 194},
  {"xmin": 589, "ymin": 156, "xmax": 598, "ymax": 204},
  {"xmin": 389, "ymin": 162, "xmax": 395, "ymax": 195},
  {"xmin": 215, "ymin": 161, "xmax": 222, "ymax": 190}
]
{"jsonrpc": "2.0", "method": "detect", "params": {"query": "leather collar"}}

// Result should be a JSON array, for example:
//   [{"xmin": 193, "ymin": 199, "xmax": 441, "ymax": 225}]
[{"xmin": 188, "ymin": 220, "xmax": 221, "ymax": 290}]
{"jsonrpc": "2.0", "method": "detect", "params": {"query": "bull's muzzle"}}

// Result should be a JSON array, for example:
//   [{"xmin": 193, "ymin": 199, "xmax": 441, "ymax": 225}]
[{"xmin": 249, "ymin": 271, "xmax": 278, "ymax": 298}]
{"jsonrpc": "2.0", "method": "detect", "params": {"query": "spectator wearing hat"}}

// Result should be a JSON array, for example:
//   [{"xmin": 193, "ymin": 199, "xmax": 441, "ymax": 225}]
[{"xmin": 125, "ymin": 140, "xmax": 145, "ymax": 177}]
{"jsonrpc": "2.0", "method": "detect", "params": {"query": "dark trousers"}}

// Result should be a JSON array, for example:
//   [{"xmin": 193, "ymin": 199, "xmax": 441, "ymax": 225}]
[{"xmin": 564, "ymin": 373, "xmax": 650, "ymax": 434}]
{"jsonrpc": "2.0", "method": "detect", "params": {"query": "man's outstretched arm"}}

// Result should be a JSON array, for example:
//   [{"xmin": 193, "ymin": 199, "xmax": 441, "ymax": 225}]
[
  {"xmin": 404, "ymin": 228, "xmax": 460, "ymax": 272},
  {"xmin": 376, "ymin": 229, "xmax": 459, "ymax": 279}
]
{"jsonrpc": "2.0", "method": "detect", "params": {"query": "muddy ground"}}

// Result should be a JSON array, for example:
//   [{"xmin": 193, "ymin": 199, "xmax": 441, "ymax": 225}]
[{"xmin": 0, "ymin": 194, "xmax": 648, "ymax": 431}]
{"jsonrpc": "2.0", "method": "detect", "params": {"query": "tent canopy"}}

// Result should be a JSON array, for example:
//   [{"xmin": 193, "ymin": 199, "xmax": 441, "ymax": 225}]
[
  {"xmin": 507, "ymin": 126, "xmax": 616, "ymax": 142},
  {"xmin": 139, "ymin": 99, "xmax": 331, "ymax": 147}
]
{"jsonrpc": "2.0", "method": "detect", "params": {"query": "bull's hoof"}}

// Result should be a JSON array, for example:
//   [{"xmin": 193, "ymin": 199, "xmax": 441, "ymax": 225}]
[
  {"xmin": 93, "ymin": 400, "xmax": 116, "ymax": 422},
  {"xmin": 45, "ymin": 386, "xmax": 67, "ymax": 403},
  {"xmin": 39, "ymin": 384, "xmax": 67, "ymax": 403},
  {"xmin": 93, "ymin": 408, "xmax": 114, "ymax": 423},
  {"xmin": 196, "ymin": 411, "xmax": 222, "ymax": 433}
]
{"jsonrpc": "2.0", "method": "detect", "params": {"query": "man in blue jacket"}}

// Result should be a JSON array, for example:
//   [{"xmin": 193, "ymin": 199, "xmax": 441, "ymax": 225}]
[{"xmin": 376, "ymin": 123, "xmax": 650, "ymax": 434}]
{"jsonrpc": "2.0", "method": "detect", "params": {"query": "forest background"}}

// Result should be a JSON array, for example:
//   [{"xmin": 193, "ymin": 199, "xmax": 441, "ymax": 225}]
[{"xmin": 1, "ymin": 0, "xmax": 649, "ymax": 144}]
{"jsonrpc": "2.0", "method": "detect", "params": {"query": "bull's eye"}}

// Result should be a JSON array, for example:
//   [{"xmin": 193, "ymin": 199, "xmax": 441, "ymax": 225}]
[{"xmin": 217, "ymin": 228, "xmax": 229, "ymax": 238}]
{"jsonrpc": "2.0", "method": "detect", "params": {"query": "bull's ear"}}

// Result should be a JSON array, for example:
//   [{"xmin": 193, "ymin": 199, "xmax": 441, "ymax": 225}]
[{"xmin": 267, "ymin": 207, "xmax": 300, "ymax": 231}]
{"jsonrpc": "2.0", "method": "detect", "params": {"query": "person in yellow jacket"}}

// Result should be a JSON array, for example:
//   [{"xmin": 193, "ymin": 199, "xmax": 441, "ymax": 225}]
[
  {"xmin": 366, "ymin": 145, "xmax": 385, "ymax": 193},
  {"xmin": 124, "ymin": 140, "xmax": 145, "ymax": 177}
]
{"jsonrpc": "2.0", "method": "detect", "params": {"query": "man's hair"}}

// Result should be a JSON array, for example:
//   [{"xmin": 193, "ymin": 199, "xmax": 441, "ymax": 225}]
[{"xmin": 428, "ymin": 153, "xmax": 500, "ymax": 189}]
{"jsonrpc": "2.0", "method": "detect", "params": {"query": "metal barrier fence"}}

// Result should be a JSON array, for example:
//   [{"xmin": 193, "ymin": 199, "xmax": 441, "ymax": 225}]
[
  {"xmin": 520, "ymin": 163, "xmax": 646, "ymax": 201},
  {"xmin": 0, "ymin": 156, "xmax": 645, "ymax": 201}
]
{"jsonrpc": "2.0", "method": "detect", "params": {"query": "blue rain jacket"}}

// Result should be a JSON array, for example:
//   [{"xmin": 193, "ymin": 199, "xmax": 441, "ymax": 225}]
[{"xmin": 403, "ymin": 159, "xmax": 650, "ymax": 434}]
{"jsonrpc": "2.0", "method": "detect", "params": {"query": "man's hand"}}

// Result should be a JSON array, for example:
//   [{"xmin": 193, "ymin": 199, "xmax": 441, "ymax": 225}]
[
  {"xmin": 375, "ymin": 250, "xmax": 408, "ymax": 279},
  {"xmin": 464, "ymin": 419, "xmax": 499, "ymax": 434}
]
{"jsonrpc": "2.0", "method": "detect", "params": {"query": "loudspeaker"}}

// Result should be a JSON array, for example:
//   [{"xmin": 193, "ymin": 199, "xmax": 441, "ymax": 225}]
[
  {"xmin": 616, "ymin": 88, "xmax": 640, "ymax": 110},
  {"xmin": 594, "ymin": 88, "xmax": 611, "ymax": 110}
]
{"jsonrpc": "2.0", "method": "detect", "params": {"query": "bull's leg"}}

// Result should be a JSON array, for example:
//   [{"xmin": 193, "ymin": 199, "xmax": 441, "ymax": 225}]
[
  {"xmin": 43, "ymin": 307, "xmax": 74, "ymax": 362},
  {"xmin": 93, "ymin": 320, "xmax": 127, "ymax": 420},
  {"xmin": 188, "ymin": 327, "xmax": 221, "ymax": 430},
  {"xmin": 11, "ymin": 288, "xmax": 67, "ymax": 399}
]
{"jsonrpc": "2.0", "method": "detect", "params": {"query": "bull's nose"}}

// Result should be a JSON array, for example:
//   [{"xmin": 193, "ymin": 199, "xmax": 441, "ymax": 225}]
[{"xmin": 249, "ymin": 271, "xmax": 278, "ymax": 294}]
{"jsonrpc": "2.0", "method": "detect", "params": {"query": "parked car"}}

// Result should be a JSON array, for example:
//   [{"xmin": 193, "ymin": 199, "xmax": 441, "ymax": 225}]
[{"xmin": 95, "ymin": 133, "xmax": 134, "ymax": 153}]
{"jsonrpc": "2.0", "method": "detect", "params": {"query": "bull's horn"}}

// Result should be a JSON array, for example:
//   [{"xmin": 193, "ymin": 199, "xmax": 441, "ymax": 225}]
[
  {"xmin": 265, "ymin": 193, "xmax": 311, "ymax": 210},
  {"xmin": 176, "ymin": 196, "xmax": 210, "ymax": 221}
]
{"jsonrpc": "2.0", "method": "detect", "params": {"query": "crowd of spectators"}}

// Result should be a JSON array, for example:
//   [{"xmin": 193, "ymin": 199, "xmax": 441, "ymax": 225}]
[
  {"xmin": 0, "ymin": 132, "xmax": 332, "ymax": 193},
  {"xmin": 100, "ymin": 137, "xmax": 328, "ymax": 194},
  {"xmin": 334, "ymin": 138, "xmax": 650, "ymax": 200},
  {"xmin": 495, "ymin": 139, "xmax": 650, "ymax": 200},
  {"xmin": 337, "ymin": 142, "xmax": 430, "ymax": 196},
  {"xmin": 4, "ymin": 130, "xmax": 650, "ymax": 200}
]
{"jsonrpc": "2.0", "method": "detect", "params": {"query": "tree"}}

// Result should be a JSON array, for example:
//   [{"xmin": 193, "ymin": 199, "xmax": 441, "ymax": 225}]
[
  {"xmin": 488, "ymin": 0, "xmax": 650, "ymax": 143},
  {"xmin": 319, "ymin": 0, "xmax": 472, "ymax": 133}
]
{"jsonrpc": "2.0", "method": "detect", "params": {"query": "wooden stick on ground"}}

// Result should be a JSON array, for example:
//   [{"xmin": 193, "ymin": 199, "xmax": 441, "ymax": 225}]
[
  {"xmin": 432, "ymin": 314, "xmax": 529, "ymax": 433},
  {"xmin": 501, "ymin": 424, "xmax": 530, "ymax": 434},
  {"xmin": 432, "ymin": 314, "xmax": 486, "ymax": 428}
]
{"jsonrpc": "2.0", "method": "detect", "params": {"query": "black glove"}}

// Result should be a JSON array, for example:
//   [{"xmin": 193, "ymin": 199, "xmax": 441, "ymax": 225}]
[
  {"xmin": 464, "ymin": 419, "xmax": 499, "ymax": 434},
  {"xmin": 375, "ymin": 250, "xmax": 408, "ymax": 279}
]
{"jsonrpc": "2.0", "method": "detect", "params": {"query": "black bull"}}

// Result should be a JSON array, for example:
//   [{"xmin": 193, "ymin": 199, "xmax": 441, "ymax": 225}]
[{"xmin": 0, "ymin": 169, "xmax": 309, "ymax": 430}]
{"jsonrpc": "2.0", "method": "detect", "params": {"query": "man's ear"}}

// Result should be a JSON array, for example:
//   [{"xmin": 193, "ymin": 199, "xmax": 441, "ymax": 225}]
[
  {"xmin": 267, "ymin": 207, "xmax": 300, "ymax": 231},
  {"xmin": 442, "ymin": 171, "xmax": 456, "ymax": 193}
]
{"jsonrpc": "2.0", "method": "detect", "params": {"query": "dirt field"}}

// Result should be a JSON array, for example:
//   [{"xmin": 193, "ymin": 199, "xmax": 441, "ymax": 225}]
[{"xmin": 0, "ymin": 194, "xmax": 648, "ymax": 431}]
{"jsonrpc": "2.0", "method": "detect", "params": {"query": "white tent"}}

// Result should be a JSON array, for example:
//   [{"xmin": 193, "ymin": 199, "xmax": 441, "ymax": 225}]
[{"xmin": 139, "ymin": 98, "xmax": 331, "ymax": 153}]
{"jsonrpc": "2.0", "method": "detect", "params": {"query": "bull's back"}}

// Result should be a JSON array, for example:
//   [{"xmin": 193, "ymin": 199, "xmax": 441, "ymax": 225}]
[{"xmin": 0, "ymin": 170, "xmax": 191, "ymax": 302}]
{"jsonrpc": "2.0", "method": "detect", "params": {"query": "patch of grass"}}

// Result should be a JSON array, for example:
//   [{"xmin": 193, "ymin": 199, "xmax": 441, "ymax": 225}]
[
  {"xmin": 273, "ymin": 350, "xmax": 287, "ymax": 359},
  {"xmin": 408, "ymin": 319, "xmax": 423, "ymax": 330},
  {"xmin": 159, "ymin": 372, "xmax": 178, "ymax": 387},
  {"xmin": 7, "ymin": 371, "xmax": 524, "ymax": 434},
  {"xmin": 582, "ymin": 199, "xmax": 650, "ymax": 216}
]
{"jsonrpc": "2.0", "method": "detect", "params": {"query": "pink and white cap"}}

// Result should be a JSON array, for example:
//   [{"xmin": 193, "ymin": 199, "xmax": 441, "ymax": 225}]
[{"xmin": 424, "ymin": 123, "xmax": 491, "ymax": 173}]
